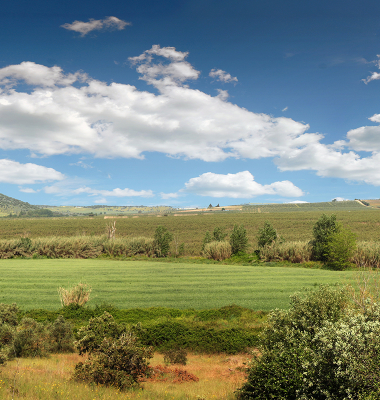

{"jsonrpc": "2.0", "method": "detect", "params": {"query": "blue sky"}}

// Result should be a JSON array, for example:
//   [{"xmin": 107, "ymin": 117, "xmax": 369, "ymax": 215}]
[{"xmin": 1, "ymin": 0, "xmax": 380, "ymax": 207}]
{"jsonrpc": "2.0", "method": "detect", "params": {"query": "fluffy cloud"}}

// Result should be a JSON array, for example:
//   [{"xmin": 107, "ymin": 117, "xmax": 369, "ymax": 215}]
[
  {"xmin": 61, "ymin": 16, "xmax": 130, "ymax": 36},
  {"xmin": 1, "ymin": 46, "xmax": 380, "ymax": 187},
  {"xmin": 209, "ymin": 69, "xmax": 238, "ymax": 83},
  {"xmin": 0, "ymin": 159, "xmax": 64, "ymax": 184},
  {"xmin": 160, "ymin": 192, "xmax": 179, "ymax": 199},
  {"xmin": 183, "ymin": 171, "xmax": 304, "ymax": 198},
  {"xmin": 0, "ymin": 62, "xmax": 86, "ymax": 87}
]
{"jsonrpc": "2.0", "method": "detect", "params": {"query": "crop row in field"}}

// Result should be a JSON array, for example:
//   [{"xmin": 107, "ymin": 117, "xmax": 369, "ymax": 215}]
[{"xmin": 1, "ymin": 210, "xmax": 380, "ymax": 255}]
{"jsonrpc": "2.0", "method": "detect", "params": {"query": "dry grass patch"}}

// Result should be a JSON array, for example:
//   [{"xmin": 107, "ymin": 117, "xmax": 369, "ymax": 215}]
[{"xmin": 0, "ymin": 352, "xmax": 249, "ymax": 399}]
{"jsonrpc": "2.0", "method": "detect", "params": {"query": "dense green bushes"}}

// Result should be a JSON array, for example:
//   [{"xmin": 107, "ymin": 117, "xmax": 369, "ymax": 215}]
[
  {"xmin": 237, "ymin": 285, "xmax": 380, "ymax": 399},
  {"xmin": 0, "ymin": 303, "xmax": 74, "ymax": 364},
  {"xmin": 73, "ymin": 312, "xmax": 153, "ymax": 390}
]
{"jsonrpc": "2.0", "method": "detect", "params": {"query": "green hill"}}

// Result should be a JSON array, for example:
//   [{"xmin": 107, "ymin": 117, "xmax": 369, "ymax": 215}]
[{"xmin": 0, "ymin": 193, "xmax": 40, "ymax": 216}]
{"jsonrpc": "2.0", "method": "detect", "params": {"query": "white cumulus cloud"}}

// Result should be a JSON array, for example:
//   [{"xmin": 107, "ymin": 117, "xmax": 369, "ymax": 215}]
[
  {"xmin": 1, "ymin": 47, "xmax": 380, "ymax": 188},
  {"xmin": 61, "ymin": 16, "xmax": 130, "ymax": 36},
  {"xmin": 209, "ymin": 69, "xmax": 238, "ymax": 83},
  {"xmin": 0, "ymin": 159, "xmax": 64, "ymax": 184},
  {"xmin": 182, "ymin": 171, "xmax": 304, "ymax": 198}
]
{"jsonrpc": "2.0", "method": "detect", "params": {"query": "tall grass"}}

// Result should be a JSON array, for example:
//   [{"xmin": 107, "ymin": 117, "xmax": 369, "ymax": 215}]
[
  {"xmin": 0, "ymin": 236, "xmax": 154, "ymax": 259},
  {"xmin": 58, "ymin": 283, "xmax": 92, "ymax": 307},
  {"xmin": 203, "ymin": 241, "xmax": 232, "ymax": 261},
  {"xmin": 259, "ymin": 240, "xmax": 380, "ymax": 269},
  {"xmin": 0, "ymin": 353, "xmax": 245, "ymax": 399},
  {"xmin": 259, "ymin": 241, "xmax": 312, "ymax": 263}
]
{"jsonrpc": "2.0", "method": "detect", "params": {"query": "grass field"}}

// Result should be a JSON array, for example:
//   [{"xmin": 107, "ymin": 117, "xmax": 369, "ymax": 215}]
[
  {"xmin": 0, "ymin": 352, "xmax": 246, "ymax": 400},
  {"xmin": 0, "ymin": 259, "xmax": 354, "ymax": 311}
]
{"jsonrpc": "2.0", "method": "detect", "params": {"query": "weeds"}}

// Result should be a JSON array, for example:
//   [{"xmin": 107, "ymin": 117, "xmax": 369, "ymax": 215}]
[{"xmin": 58, "ymin": 283, "xmax": 92, "ymax": 307}]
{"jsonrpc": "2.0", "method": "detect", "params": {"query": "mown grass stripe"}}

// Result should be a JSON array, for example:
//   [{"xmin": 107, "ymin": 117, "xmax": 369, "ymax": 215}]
[{"xmin": 0, "ymin": 259, "xmax": 354, "ymax": 311}]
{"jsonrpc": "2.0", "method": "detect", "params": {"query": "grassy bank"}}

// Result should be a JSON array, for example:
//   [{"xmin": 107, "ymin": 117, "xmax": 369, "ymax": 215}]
[{"xmin": 0, "ymin": 259, "xmax": 354, "ymax": 310}]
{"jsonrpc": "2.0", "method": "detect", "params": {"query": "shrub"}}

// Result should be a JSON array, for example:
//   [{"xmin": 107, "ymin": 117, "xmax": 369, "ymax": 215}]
[
  {"xmin": 154, "ymin": 226, "xmax": 173, "ymax": 257},
  {"xmin": 163, "ymin": 347, "xmax": 187, "ymax": 365},
  {"xmin": 73, "ymin": 332, "xmax": 153, "ymax": 390},
  {"xmin": 311, "ymin": 213, "xmax": 339, "ymax": 261},
  {"xmin": 0, "ymin": 303, "xmax": 19, "ymax": 326},
  {"xmin": 230, "ymin": 224, "xmax": 248, "ymax": 255},
  {"xmin": 13, "ymin": 317, "xmax": 50, "ymax": 358},
  {"xmin": 257, "ymin": 221, "xmax": 278, "ymax": 248},
  {"xmin": 237, "ymin": 285, "xmax": 380, "ymax": 400},
  {"xmin": 75, "ymin": 312, "xmax": 123, "ymax": 355},
  {"xmin": 324, "ymin": 226, "xmax": 356, "ymax": 270},
  {"xmin": 58, "ymin": 283, "xmax": 92, "ymax": 307},
  {"xmin": 203, "ymin": 241, "xmax": 232, "ymax": 261},
  {"xmin": 47, "ymin": 315, "xmax": 74, "ymax": 353}
]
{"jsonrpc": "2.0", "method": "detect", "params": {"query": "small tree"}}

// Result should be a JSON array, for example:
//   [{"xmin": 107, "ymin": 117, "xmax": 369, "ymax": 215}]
[
  {"xmin": 73, "ymin": 332, "xmax": 153, "ymax": 390},
  {"xmin": 324, "ymin": 226, "xmax": 356, "ymax": 270},
  {"xmin": 311, "ymin": 214, "xmax": 339, "ymax": 261},
  {"xmin": 257, "ymin": 221, "xmax": 277, "ymax": 248},
  {"xmin": 213, "ymin": 226, "xmax": 227, "ymax": 242},
  {"xmin": 154, "ymin": 226, "xmax": 173, "ymax": 257},
  {"xmin": 201, "ymin": 231, "xmax": 212, "ymax": 252},
  {"xmin": 230, "ymin": 224, "xmax": 248, "ymax": 255}
]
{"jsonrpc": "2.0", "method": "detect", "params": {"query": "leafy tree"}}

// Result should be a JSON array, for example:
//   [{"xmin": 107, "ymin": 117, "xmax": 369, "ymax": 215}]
[
  {"xmin": 257, "ymin": 221, "xmax": 277, "ymax": 248},
  {"xmin": 230, "ymin": 224, "xmax": 248, "ymax": 255},
  {"xmin": 153, "ymin": 225, "xmax": 173, "ymax": 257},
  {"xmin": 324, "ymin": 227, "xmax": 356, "ymax": 270},
  {"xmin": 311, "ymin": 213, "xmax": 339, "ymax": 261},
  {"xmin": 237, "ymin": 285, "xmax": 380, "ymax": 399}
]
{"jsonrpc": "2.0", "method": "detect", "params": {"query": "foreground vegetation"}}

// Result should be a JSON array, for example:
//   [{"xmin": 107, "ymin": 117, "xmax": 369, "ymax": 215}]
[{"xmin": 0, "ymin": 352, "xmax": 246, "ymax": 400}]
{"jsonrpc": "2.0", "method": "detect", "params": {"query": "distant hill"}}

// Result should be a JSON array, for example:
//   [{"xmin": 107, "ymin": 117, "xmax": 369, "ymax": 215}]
[{"xmin": 0, "ymin": 193, "xmax": 40, "ymax": 216}]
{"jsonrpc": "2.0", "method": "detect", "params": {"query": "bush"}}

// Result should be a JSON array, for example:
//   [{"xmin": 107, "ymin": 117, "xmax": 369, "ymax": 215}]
[
  {"xmin": 58, "ymin": 283, "xmax": 92, "ymax": 307},
  {"xmin": 257, "ymin": 221, "xmax": 277, "ymax": 248},
  {"xmin": 311, "ymin": 213, "xmax": 339, "ymax": 261},
  {"xmin": 203, "ymin": 241, "xmax": 232, "ymax": 260},
  {"xmin": 163, "ymin": 347, "xmax": 187, "ymax": 365},
  {"xmin": 324, "ymin": 226, "xmax": 356, "ymax": 270},
  {"xmin": 230, "ymin": 225, "xmax": 248, "ymax": 255},
  {"xmin": 154, "ymin": 226, "xmax": 173, "ymax": 257},
  {"xmin": 75, "ymin": 312, "xmax": 122, "ymax": 355},
  {"xmin": 237, "ymin": 285, "xmax": 380, "ymax": 399},
  {"xmin": 73, "ymin": 332, "xmax": 153, "ymax": 390},
  {"xmin": 47, "ymin": 315, "xmax": 74, "ymax": 353}
]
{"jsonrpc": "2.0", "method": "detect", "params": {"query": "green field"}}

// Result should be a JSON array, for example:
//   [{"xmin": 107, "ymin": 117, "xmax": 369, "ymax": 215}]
[{"xmin": 0, "ymin": 259, "xmax": 354, "ymax": 311}]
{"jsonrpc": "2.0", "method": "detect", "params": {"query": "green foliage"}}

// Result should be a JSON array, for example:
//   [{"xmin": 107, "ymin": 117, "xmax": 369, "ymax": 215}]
[
  {"xmin": 324, "ymin": 226, "xmax": 357, "ymax": 270},
  {"xmin": 0, "ymin": 303, "xmax": 19, "ymax": 326},
  {"xmin": 73, "ymin": 332, "xmax": 153, "ymax": 390},
  {"xmin": 139, "ymin": 321, "xmax": 259, "ymax": 354},
  {"xmin": 311, "ymin": 213, "xmax": 339, "ymax": 261},
  {"xmin": 201, "ymin": 231, "xmax": 212, "ymax": 251},
  {"xmin": 163, "ymin": 347, "xmax": 187, "ymax": 365},
  {"xmin": 230, "ymin": 224, "xmax": 248, "ymax": 254},
  {"xmin": 74, "ymin": 312, "xmax": 123, "ymax": 355},
  {"xmin": 153, "ymin": 225, "xmax": 173, "ymax": 257},
  {"xmin": 203, "ymin": 240, "xmax": 232, "ymax": 260},
  {"xmin": 237, "ymin": 285, "xmax": 380, "ymax": 399},
  {"xmin": 48, "ymin": 315, "xmax": 74, "ymax": 353},
  {"xmin": 212, "ymin": 227, "xmax": 227, "ymax": 242},
  {"xmin": 257, "ymin": 221, "xmax": 277, "ymax": 248}
]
